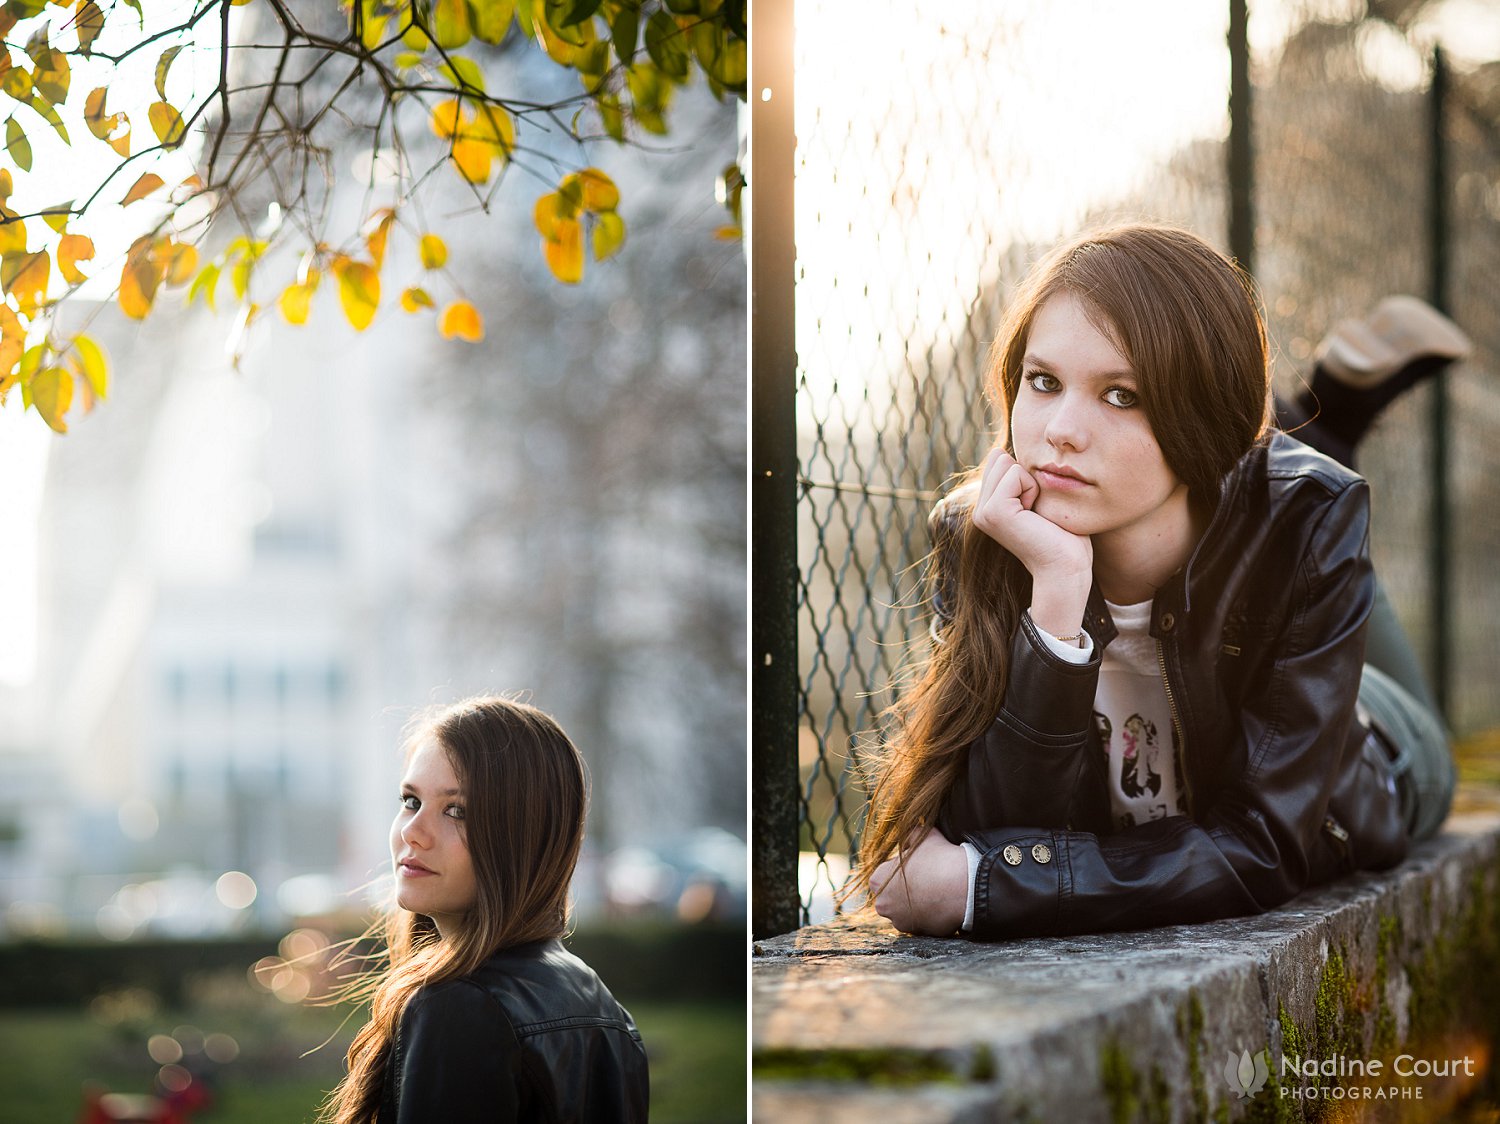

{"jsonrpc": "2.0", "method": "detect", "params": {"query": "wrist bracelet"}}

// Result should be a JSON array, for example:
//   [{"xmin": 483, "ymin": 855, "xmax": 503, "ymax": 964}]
[{"xmin": 1051, "ymin": 631, "xmax": 1085, "ymax": 647}]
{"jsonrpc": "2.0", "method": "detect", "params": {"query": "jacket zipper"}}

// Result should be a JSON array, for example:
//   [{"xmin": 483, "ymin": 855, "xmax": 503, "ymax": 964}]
[{"xmin": 1157, "ymin": 639, "xmax": 1194, "ymax": 817}]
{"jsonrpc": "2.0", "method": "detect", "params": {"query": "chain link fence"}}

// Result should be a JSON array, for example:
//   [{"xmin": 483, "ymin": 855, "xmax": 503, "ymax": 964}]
[{"xmin": 761, "ymin": 0, "xmax": 1500, "ymax": 933}]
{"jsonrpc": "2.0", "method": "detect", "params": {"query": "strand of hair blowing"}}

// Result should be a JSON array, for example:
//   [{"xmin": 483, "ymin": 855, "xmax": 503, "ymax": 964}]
[
  {"xmin": 849, "ymin": 223, "xmax": 1269, "ymax": 908},
  {"xmin": 320, "ymin": 700, "xmax": 587, "ymax": 1124}
]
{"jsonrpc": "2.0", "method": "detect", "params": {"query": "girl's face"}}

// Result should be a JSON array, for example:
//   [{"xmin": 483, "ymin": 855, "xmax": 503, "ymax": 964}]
[
  {"xmin": 391, "ymin": 738, "xmax": 478, "ymax": 937},
  {"xmin": 1010, "ymin": 292, "xmax": 1191, "ymax": 550}
]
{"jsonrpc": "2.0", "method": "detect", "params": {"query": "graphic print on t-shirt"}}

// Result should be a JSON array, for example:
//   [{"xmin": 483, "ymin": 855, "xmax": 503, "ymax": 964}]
[{"xmin": 1095, "ymin": 670, "xmax": 1189, "ymax": 830}]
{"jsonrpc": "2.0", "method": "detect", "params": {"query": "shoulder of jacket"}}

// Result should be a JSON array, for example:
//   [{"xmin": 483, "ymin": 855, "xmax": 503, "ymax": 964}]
[
  {"xmin": 466, "ymin": 943, "xmax": 636, "ymax": 1041},
  {"xmin": 1257, "ymin": 430, "xmax": 1367, "ymax": 499}
]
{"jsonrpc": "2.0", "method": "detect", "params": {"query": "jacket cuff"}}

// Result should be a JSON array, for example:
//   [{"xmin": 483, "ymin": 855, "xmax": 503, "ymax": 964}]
[
  {"xmin": 968, "ymin": 830, "xmax": 1066, "ymax": 939},
  {"xmin": 1001, "ymin": 614, "xmax": 1101, "ymax": 739}
]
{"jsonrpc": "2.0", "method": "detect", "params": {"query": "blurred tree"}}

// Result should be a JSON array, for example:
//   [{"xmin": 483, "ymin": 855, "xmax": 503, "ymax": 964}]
[{"xmin": 0, "ymin": 0, "xmax": 746, "ymax": 431}]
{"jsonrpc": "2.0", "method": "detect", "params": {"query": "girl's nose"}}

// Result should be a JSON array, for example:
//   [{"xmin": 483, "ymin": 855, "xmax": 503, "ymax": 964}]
[{"xmin": 1045, "ymin": 392, "xmax": 1088, "ymax": 450}]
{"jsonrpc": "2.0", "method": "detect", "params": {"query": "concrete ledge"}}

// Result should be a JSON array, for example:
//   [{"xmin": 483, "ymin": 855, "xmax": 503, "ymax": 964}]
[{"xmin": 753, "ymin": 811, "xmax": 1500, "ymax": 1122}]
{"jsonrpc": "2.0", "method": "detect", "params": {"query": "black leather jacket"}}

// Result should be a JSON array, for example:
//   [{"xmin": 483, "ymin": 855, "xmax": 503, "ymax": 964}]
[
  {"xmin": 930, "ymin": 431, "xmax": 1408, "ymax": 939},
  {"xmin": 379, "ymin": 938, "xmax": 649, "ymax": 1123}
]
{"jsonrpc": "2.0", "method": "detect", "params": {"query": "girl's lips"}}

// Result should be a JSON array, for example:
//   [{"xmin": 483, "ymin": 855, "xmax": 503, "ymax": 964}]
[
  {"xmin": 1035, "ymin": 466, "xmax": 1092, "ymax": 491},
  {"xmin": 398, "ymin": 860, "xmax": 436, "ymax": 877}
]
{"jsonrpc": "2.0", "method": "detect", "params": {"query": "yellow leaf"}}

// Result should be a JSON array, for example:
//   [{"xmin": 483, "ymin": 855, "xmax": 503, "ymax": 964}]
[
  {"xmin": 278, "ymin": 281, "xmax": 314, "ymax": 325},
  {"xmin": 154, "ymin": 45, "xmax": 181, "ymax": 101},
  {"xmin": 0, "ymin": 303, "xmax": 23, "ymax": 375},
  {"xmin": 0, "ymin": 216, "xmax": 26, "ymax": 256},
  {"xmin": 118, "ymin": 237, "xmax": 162, "ymax": 319},
  {"xmin": 0, "ymin": 169, "xmax": 11, "ymax": 201},
  {"xmin": 401, "ymin": 286, "xmax": 434, "ymax": 312},
  {"xmin": 333, "ymin": 258, "xmax": 380, "ymax": 330},
  {"xmin": 533, "ymin": 191, "xmax": 574, "ymax": 240},
  {"xmin": 32, "ymin": 49, "xmax": 70, "ymax": 105},
  {"xmin": 451, "ymin": 138, "xmax": 492, "ymax": 184},
  {"xmin": 419, "ymin": 233, "xmax": 447, "ymax": 269},
  {"xmin": 563, "ymin": 167, "xmax": 620, "ymax": 212},
  {"xmin": 121, "ymin": 172, "xmax": 164, "ymax": 206},
  {"xmin": 713, "ymin": 224, "xmax": 742, "ymax": 241},
  {"xmin": 5, "ymin": 251, "xmax": 50, "ymax": 315},
  {"xmin": 439, "ymin": 300, "xmax": 483, "ymax": 341},
  {"xmin": 431, "ymin": 99, "xmax": 467, "ymax": 140},
  {"xmin": 542, "ymin": 218, "xmax": 584, "ymax": 284},
  {"xmin": 469, "ymin": 103, "xmax": 515, "ymax": 156},
  {"xmin": 31, "ymin": 366, "xmax": 72, "ymax": 432},
  {"xmin": 187, "ymin": 262, "xmax": 220, "ymax": 310},
  {"xmin": 159, "ymin": 242, "xmax": 197, "ymax": 286},
  {"xmin": 72, "ymin": 333, "xmax": 107, "ymax": 398},
  {"xmin": 592, "ymin": 211, "xmax": 626, "ymax": 261},
  {"xmin": 75, "ymin": 1, "xmax": 105, "ymax": 55},
  {"xmin": 58, "ymin": 232, "xmax": 93, "ymax": 283},
  {"xmin": 363, "ymin": 208, "xmax": 395, "ymax": 269},
  {"xmin": 148, "ymin": 101, "xmax": 186, "ymax": 148}
]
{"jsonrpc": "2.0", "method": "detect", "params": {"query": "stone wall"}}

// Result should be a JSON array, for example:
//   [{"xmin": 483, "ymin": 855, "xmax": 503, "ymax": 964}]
[{"xmin": 753, "ymin": 811, "xmax": 1500, "ymax": 1122}]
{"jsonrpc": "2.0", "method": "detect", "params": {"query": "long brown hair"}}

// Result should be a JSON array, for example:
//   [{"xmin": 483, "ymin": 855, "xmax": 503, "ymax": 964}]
[
  {"xmin": 852, "ymin": 223, "xmax": 1271, "ymax": 899},
  {"xmin": 320, "ymin": 697, "xmax": 589, "ymax": 1123}
]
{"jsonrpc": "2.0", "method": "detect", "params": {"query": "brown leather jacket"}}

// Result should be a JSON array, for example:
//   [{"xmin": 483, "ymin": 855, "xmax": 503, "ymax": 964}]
[
  {"xmin": 379, "ymin": 939, "xmax": 648, "ymax": 1123},
  {"xmin": 929, "ymin": 431, "xmax": 1407, "ymax": 939}
]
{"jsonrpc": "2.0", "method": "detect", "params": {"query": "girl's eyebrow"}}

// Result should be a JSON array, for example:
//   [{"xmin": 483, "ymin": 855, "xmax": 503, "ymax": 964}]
[
  {"xmin": 400, "ymin": 783, "xmax": 464, "ymax": 796},
  {"xmin": 1022, "ymin": 353, "xmax": 1136, "ymax": 380}
]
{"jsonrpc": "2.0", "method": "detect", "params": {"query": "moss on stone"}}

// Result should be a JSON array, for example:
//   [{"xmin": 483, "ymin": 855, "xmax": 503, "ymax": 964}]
[
  {"xmin": 751, "ymin": 1045, "xmax": 984, "ymax": 1085},
  {"xmin": 1099, "ymin": 1038, "xmax": 1140, "ymax": 1124},
  {"xmin": 1176, "ymin": 990, "xmax": 1209, "ymax": 1121}
]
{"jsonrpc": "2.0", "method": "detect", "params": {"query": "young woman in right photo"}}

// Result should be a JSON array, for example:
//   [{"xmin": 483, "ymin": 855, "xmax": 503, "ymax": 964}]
[{"xmin": 854, "ymin": 222, "xmax": 1465, "ymax": 939}]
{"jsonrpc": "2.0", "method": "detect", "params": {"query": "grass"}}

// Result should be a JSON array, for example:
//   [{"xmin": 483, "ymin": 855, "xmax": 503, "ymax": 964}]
[{"xmin": 0, "ymin": 994, "xmax": 743, "ymax": 1123}]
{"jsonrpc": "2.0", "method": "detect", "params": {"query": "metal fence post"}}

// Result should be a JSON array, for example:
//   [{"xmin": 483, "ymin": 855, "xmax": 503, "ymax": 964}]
[
  {"xmin": 1227, "ymin": 0, "xmax": 1255, "ymax": 275},
  {"xmin": 750, "ymin": 0, "xmax": 801, "ymax": 940},
  {"xmin": 1428, "ymin": 45, "xmax": 1451, "ymax": 721}
]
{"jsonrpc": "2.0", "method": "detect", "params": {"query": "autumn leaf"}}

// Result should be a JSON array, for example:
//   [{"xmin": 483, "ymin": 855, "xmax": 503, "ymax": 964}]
[
  {"xmin": 75, "ymin": 1, "xmax": 105, "ymax": 55},
  {"xmin": 4, "ymin": 251, "xmax": 50, "ymax": 315},
  {"xmin": 363, "ymin": 208, "xmax": 395, "ymax": 269},
  {"xmin": 6, "ymin": 118, "xmax": 31, "ymax": 172},
  {"xmin": 451, "ymin": 138, "xmax": 493, "ymax": 184},
  {"xmin": 0, "ymin": 303, "xmax": 23, "ymax": 375},
  {"xmin": 118, "ymin": 236, "xmax": 163, "ymax": 319},
  {"xmin": 148, "ymin": 101, "xmax": 186, "ymax": 148},
  {"xmin": 401, "ymin": 286, "xmax": 434, "ymax": 312},
  {"xmin": 154, "ymin": 45, "xmax": 182, "ymax": 100},
  {"xmin": 279, "ymin": 281, "xmax": 315, "ymax": 325},
  {"xmin": 592, "ymin": 211, "xmax": 626, "ymax": 261},
  {"xmin": 542, "ymin": 218, "xmax": 584, "ymax": 283},
  {"xmin": 71, "ymin": 333, "xmax": 107, "ymax": 398},
  {"xmin": 563, "ymin": 167, "xmax": 620, "ymax": 212},
  {"xmin": 84, "ymin": 86, "xmax": 129, "ymax": 157},
  {"xmin": 0, "ymin": 215, "xmax": 26, "ymax": 256},
  {"xmin": 419, "ymin": 233, "xmax": 447, "ymax": 269},
  {"xmin": 58, "ymin": 232, "xmax": 94, "ymax": 283},
  {"xmin": 31, "ymin": 367, "xmax": 73, "ymax": 433},
  {"xmin": 121, "ymin": 172, "xmax": 164, "ymax": 206},
  {"xmin": 439, "ymin": 300, "xmax": 484, "ymax": 341},
  {"xmin": 187, "ymin": 262, "xmax": 220, "ymax": 310},
  {"xmin": 333, "ymin": 257, "xmax": 380, "ymax": 330}
]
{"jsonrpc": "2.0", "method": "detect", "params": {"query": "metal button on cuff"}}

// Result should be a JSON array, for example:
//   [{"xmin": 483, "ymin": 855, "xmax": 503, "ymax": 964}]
[
  {"xmin": 1002, "ymin": 844, "xmax": 1023, "ymax": 866},
  {"xmin": 1031, "ymin": 843, "xmax": 1052, "ymax": 864}
]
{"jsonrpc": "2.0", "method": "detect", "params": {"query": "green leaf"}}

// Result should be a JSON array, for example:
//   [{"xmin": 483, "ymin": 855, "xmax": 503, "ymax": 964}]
[
  {"xmin": 515, "ymin": 0, "xmax": 536, "ymax": 37},
  {"xmin": 559, "ymin": 0, "xmax": 602, "ymax": 26},
  {"xmin": 26, "ymin": 95, "xmax": 70, "ymax": 144},
  {"xmin": 394, "ymin": 50, "xmax": 424, "ymax": 69},
  {"xmin": 468, "ymin": 0, "xmax": 514, "ymax": 43},
  {"xmin": 438, "ymin": 55, "xmax": 485, "ymax": 93},
  {"xmin": 431, "ymin": 0, "xmax": 472, "ymax": 48},
  {"xmin": 6, "ymin": 118, "xmax": 31, "ymax": 173},
  {"xmin": 154, "ymin": 45, "xmax": 182, "ymax": 101},
  {"xmin": 663, "ymin": 0, "xmax": 700, "ymax": 12},
  {"xmin": 689, "ymin": 20, "xmax": 745, "ymax": 92},
  {"xmin": 122, "ymin": 0, "xmax": 144, "ymax": 28},
  {"xmin": 188, "ymin": 262, "xmax": 221, "ymax": 310},
  {"xmin": 644, "ymin": 10, "xmax": 689, "ymax": 81},
  {"xmin": 610, "ymin": 5, "xmax": 639, "ymax": 64}
]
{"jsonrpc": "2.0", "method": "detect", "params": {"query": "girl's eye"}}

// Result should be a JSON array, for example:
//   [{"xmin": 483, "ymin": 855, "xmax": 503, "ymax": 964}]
[
  {"xmin": 1025, "ymin": 371, "xmax": 1059, "ymax": 393},
  {"xmin": 1103, "ymin": 386, "xmax": 1138, "ymax": 408},
  {"xmin": 400, "ymin": 794, "xmax": 419, "ymax": 811},
  {"xmin": 445, "ymin": 805, "xmax": 466, "ymax": 820}
]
